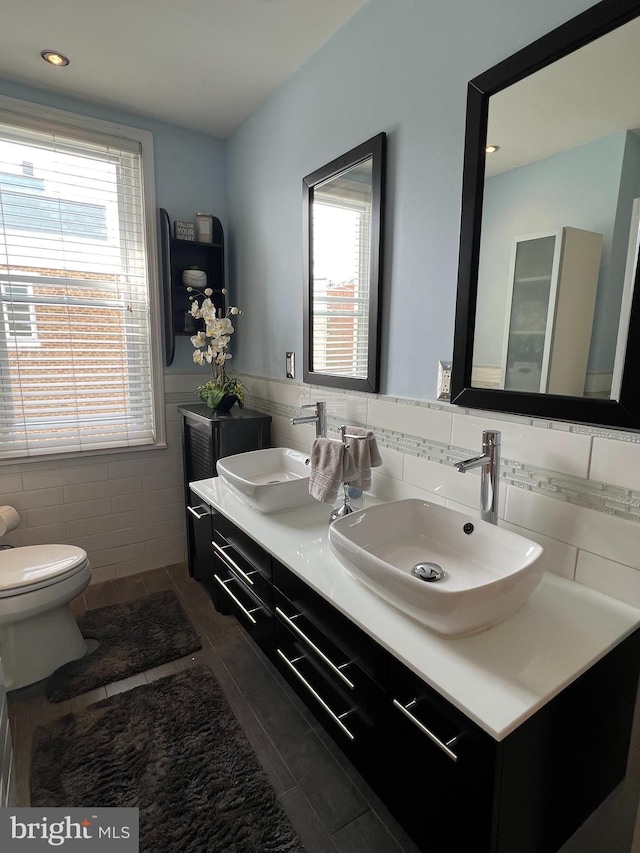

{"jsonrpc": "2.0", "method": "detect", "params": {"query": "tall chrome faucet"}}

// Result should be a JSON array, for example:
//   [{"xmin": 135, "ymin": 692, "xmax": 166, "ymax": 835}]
[
  {"xmin": 455, "ymin": 430, "xmax": 501, "ymax": 525},
  {"xmin": 291, "ymin": 401, "xmax": 327, "ymax": 438}
]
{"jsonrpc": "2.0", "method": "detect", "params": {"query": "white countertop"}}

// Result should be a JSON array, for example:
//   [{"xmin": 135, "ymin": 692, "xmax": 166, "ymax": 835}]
[{"xmin": 191, "ymin": 477, "xmax": 640, "ymax": 741}]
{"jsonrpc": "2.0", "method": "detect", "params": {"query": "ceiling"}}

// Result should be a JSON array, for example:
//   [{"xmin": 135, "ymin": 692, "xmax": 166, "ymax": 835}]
[
  {"xmin": 0, "ymin": 0, "xmax": 368, "ymax": 138},
  {"xmin": 486, "ymin": 15, "xmax": 640, "ymax": 178}
]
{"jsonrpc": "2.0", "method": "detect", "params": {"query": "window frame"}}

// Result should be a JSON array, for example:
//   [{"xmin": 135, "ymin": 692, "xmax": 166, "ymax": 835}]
[{"xmin": 0, "ymin": 94, "xmax": 165, "ymax": 463}]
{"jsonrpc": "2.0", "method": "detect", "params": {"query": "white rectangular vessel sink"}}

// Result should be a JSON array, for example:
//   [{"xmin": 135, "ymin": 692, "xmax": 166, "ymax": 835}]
[
  {"xmin": 328, "ymin": 498, "xmax": 544, "ymax": 637},
  {"xmin": 216, "ymin": 447, "xmax": 315, "ymax": 513}
]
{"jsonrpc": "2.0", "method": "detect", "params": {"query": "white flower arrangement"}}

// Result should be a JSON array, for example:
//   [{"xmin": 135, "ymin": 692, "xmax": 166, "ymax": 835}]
[{"xmin": 187, "ymin": 286, "xmax": 246, "ymax": 409}]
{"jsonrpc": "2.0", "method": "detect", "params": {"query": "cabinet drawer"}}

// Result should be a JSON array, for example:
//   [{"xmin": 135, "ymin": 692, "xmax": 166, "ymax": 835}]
[
  {"xmin": 212, "ymin": 562, "xmax": 273, "ymax": 652},
  {"xmin": 274, "ymin": 619, "xmax": 387, "ymax": 795},
  {"xmin": 389, "ymin": 657, "xmax": 495, "ymax": 765},
  {"xmin": 213, "ymin": 511, "xmax": 272, "ymax": 581},
  {"xmin": 272, "ymin": 559, "xmax": 387, "ymax": 688},
  {"xmin": 211, "ymin": 527, "xmax": 272, "ymax": 609},
  {"xmin": 274, "ymin": 589, "xmax": 386, "ymax": 726},
  {"xmin": 388, "ymin": 658, "xmax": 496, "ymax": 851},
  {"xmin": 185, "ymin": 492, "xmax": 213, "ymax": 582}
]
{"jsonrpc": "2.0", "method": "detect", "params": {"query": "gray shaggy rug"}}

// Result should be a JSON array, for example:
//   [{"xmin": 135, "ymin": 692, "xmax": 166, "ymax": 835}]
[
  {"xmin": 46, "ymin": 590, "xmax": 202, "ymax": 702},
  {"xmin": 31, "ymin": 666, "xmax": 303, "ymax": 853}
]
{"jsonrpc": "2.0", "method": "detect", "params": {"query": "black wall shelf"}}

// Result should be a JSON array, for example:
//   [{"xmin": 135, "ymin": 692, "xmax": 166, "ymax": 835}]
[{"xmin": 159, "ymin": 208, "xmax": 226, "ymax": 365}]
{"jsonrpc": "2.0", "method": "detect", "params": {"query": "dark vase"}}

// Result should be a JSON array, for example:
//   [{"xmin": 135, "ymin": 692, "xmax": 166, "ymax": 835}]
[{"xmin": 214, "ymin": 394, "xmax": 237, "ymax": 414}]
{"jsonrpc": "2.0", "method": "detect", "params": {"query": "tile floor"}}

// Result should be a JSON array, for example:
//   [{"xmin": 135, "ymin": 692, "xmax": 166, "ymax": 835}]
[{"xmin": 7, "ymin": 563, "xmax": 640, "ymax": 852}]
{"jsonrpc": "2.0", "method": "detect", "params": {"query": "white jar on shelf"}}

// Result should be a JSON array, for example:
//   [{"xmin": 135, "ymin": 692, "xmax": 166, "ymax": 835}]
[
  {"xmin": 182, "ymin": 268, "xmax": 207, "ymax": 288},
  {"xmin": 195, "ymin": 213, "xmax": 214, "ymax": 244}
]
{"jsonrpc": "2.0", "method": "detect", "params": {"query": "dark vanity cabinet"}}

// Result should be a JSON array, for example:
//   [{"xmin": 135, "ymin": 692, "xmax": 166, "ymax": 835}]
[
  {"xmin": 387, "ymin": 658, "xmax": 497, "ymax": 851},
  {"xmin": 272, "ymin": 559, "xmax": 389, "ymax": 796},
  {"xmin": 160, "ymin": 208, "xmax": 226, "ymax": 366},
  {"xmin": 185, "ymin": 492, "xmax": 214, "ymax": 586},
  {"xmin": 195, "ymin": 509, "xmax": 640, "ymax": 853},
  {"xmin": 208, "ymin": 510, "xmax": 274, "ymax": 653},
  {"xmin": 179, "ymin": 405, "xmax": 271, "ymax": 487},
  {"xmin": 179, "ymin": 405, "xmax": 271, "ymax": 581},
  {"xmin": 387, "ymin": 630, "xmax": 640, "ymax": 853}
]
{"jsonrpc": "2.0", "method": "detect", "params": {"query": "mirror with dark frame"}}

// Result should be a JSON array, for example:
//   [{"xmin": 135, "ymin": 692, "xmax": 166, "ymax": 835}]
[
  {"xmin": 452, "ymin": 0, "xmax": 640, "ymax": 429},
  {"xmin": 303, "ymin": 133, "xmax": 386, "ymax": 393}
]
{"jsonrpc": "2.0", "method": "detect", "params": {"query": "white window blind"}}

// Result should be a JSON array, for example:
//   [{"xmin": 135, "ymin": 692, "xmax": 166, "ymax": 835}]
[
  {"xmin": 311, "ymin": 165, "xmax": 372, "ymax": 379},
  {"xmin": 0, "ymin": 109, "xmax": 159, "ymax": 459}
]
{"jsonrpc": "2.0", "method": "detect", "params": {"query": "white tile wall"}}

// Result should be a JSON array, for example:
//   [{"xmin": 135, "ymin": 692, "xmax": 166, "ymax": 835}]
[
  {"xmin": 575, "ymin": 551, "xmax": 640, "ymax": 609},
  {"xmin": 590, "ymin": 436, "xmax": 640, "ymax": 492},
  {"xmin": 250, "ymin": 374, "xmax": 640, "ymax": 608},
  {"xmin": 368, "ymin": 398, "xmax": 452, "ymax": 446},
  {"xmin": 0, "ymin": 375, "xmax": 191, "ymax": 584},
  {"xmin": 501, "ymin": 520, "xmax": 578, "ymax": 581},
  {"xmin": 505, "ymin": 487, "xmax": 640, "ymax": 570},
  {"xmin": 451, "ymin": 414, "xmax": 592, "ymax": 478},
  {"xmin": 403, "ymin": 453, "xmax": 505, "ymax": 512},
  {"xmin": 6, "ymin": 365, "xmax": 640, "ymax": 604}
]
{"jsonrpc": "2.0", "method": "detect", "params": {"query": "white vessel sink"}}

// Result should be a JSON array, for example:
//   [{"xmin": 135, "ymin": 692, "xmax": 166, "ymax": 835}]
[
  {"xmin": 216, "ymin": 447, "xmax": 314, "ymax": 513},
  {"xmin": 328, "ymin": 498, "xmax": 544, "ymax": 637}
]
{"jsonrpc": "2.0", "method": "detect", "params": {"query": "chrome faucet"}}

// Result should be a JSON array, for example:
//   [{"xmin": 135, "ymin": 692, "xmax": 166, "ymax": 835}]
[
  {"xmin": 291, "ymin": 401, "xmax": 327, "ymax": 438},
  {"xmin": 455, "ymin": 430, "xmax": 501, "ymax": 525}
]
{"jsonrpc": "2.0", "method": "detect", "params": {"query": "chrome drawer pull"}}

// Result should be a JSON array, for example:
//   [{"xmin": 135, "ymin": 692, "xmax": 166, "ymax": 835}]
[
  {"xmin": 275, "ymin": 606, "xmax": 355, "ymax": 690},
  {"xmin": 211, "ymin": 539, "xmax": 254, "ymax": 585},
  {"xmin": 276, "ymin": 649, "xmax": 355, "ymax": 741},
  {"xmin": 392, "ymin": 698, "xmax": 460, "ymax": 762},
  {"xmin": 187, "ymin": 504, "xmax": 209, "ymax": 519},
  {"xmin": 213, "ymin": 574, "xmax": 259, "ymax": 625}
]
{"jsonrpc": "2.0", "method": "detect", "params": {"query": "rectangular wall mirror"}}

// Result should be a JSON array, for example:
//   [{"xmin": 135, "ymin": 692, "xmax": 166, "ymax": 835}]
[
  {"xmin": 452, "ymin": 0, "xmax": 640, "ymax": 429},
  {"xmin": 303, "ymin": 132, "xmax": 386, "ymax": 393}
]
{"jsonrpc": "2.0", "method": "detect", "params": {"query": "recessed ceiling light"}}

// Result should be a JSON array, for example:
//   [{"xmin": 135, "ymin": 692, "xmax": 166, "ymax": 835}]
[
  {"xmin": 485, "ymin": 144, "xmax": 500, "ymax": 154},
  {"xmin": 41, "ymin": 50, "xmax": 70, "ymax": 67}
]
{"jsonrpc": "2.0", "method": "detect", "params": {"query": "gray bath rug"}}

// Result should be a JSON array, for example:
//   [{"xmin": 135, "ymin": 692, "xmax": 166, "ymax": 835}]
[
  {"xmin": 32, "ymin": 665, "xmax": 303, "ymax": 853},
  {"xmin": 45, "ymin": 589, "xmax": 202, "ymax": 702}
]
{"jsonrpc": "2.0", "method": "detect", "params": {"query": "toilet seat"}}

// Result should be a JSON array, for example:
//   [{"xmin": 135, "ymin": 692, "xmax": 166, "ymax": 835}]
[{"xmin": 0, "ymin": 544, "xmax": 90, "ymax": 597}]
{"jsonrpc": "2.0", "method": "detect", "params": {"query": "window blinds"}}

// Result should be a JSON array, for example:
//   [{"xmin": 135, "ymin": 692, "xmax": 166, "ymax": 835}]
[
  {"xmin": 0, "ymin": 115, "xmax": 156, "ymax": 459},
  {"xmin": 311, "ymin": 195, "xmax": 371, "ymax": 379}
]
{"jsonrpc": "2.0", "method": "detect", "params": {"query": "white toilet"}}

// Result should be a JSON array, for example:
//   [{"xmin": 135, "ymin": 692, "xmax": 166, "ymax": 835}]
[{"xmin": 0, "ymin": 544, "xmax": 92, "ymax": 691}]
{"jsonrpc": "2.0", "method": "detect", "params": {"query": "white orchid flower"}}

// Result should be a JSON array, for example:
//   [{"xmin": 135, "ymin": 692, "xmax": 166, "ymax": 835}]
[
  {"xmin": 200, "ymin": 298, "xmax": 216, "ymax": 322},
  {"xmin": 192, "ymin": 298, "xmax": 243, "ymax": 408},
  {"xmin": 216, "ymin": 317, "xmax": 234, "ymax": 334}
]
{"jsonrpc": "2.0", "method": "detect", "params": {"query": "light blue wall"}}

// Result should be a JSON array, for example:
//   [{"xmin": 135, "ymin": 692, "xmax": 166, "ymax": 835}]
[
  {"xmin": 0, "ymin": 0, "xmax": 601, "ymax": 394},
  {"xmin": 474, "ymin": 133, "xmax": 627, "ymax": 371},
  {"xmin": 0, "ymin": 78, "xmax": 227, "ymax": 372},
  {"xmin": 226, "ymin": 0, "xmax": 596, "ymax": 398}
]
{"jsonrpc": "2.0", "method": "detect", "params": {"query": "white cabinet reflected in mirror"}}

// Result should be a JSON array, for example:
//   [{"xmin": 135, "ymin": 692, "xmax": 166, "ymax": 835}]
[
  {"xmin": 303, "ymin": 134, "xmax": 385, "ymax": 393},
  {"xmin": 478, "ymin": 227, "xmax": 603, "ymax": 396},
  {"xmin": 453, "ymin": 0, "xmax": 640, "ymax": 429}
]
